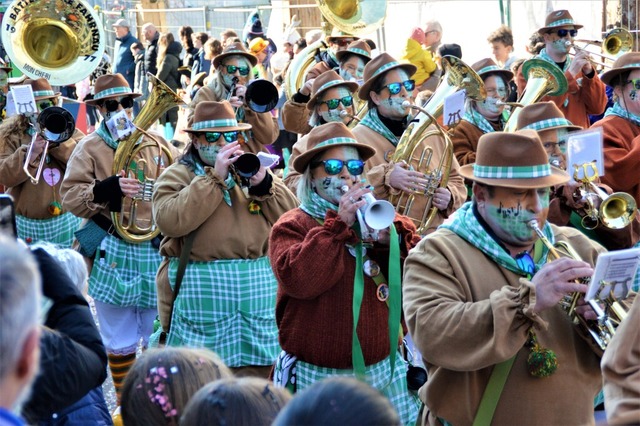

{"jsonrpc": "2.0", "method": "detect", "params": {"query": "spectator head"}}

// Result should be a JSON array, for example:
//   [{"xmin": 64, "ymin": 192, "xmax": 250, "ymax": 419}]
[
  {"xmin": 438, "ymin": 43, "xmax": 462, "ymax": 60},
  {"xmin": 0, "ymin": 236, "xmax": 41, "ymax": 411},
  {"xmin": 31, "ymin": 242, "xmax": 88, "ymax": 295},
  {"xmin": 487, "ymin": 25, "xmax": 514, "ymax": 65},
  {"xmin": 305, "ymin": 29, "xmax": 324, "ymax": 46},
  {"xmin": 192, "ymin": 32, "xmax": 209, "ymax": 50},
  {"xmin": 204, "ymin": 38, "xmax": 223, "ymax": 61},
  {"xmin": 424, "ymin": 20, "xmax": 443, "ymax": 49},
  {"xmin": 249, "ymin": 37, "xmax": 269, "ymax": 62},
  {"xmin": 220, "ymin": 29, "xmax": 238, "ymax": 47},
  {"xmin": 121, "ymin": 347, "xmax": 232, "ymax": 426},
  {"xmin": 410, "ymin": 27, "xmax": 426, "ymax": 45},
  {"xmin": 179, "ymin": 25, "xmax": 195, "ymax": 51},
  {"xmin": 142, "ymin": 23, "xmax": 158, "ymax": 43},
  {"xmin": 130, "ymin": 42, "xmax": 144, "ymax": 56},
  {"xmin": 272, "ymin": 377, "xmax": 401, "ymax": 426},
  {"xmin": 112, "ymin": 18, "xmax": 130, "ymax": 39},
  {"xmin": 180, "ymin": 377, "xmax": 291, "ymax": 426}
]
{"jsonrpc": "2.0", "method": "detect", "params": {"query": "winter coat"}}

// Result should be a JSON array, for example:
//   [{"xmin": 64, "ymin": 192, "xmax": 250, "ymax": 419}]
[{"xmin": 113, "ymin": 31, "xmax": 139, "ymax": 89}]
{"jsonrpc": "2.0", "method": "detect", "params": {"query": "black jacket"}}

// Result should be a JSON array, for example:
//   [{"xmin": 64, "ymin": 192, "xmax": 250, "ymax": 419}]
[
  {"xmin": 144, "ymin": 31, "xmax": 160, "ymax": 76},
  {"xmin": 157, "ymin": 41, "xmax": 183, "ymax": 92}
]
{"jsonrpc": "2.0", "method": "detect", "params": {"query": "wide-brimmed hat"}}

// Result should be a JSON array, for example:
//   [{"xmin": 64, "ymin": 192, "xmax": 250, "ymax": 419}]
[
  {"xmin": 459, "ymin": 129, "xmax": 569, "ymax": 188},
  {"xmin": 307, "ymin": 70, "xmax": 359, "ymax": 110},
  {"xmin": 517, "ymin": 102, "xmax": 582, "ymax": 133},
  {"xmin": 335, "ymin": 39, "xmax": 372, "ymax": 63},
  {"xmin": 85, "ymin": 73, "xmax": 141, "ymax": 105},
  {"xmin": 472, "ymin": 58, "xmax": 514, "ymax": 82},
  {"xmin": 23, "ymin": 78, "xmax": 60, "ymax": 100},
  {"xmin": 358, "ymin": 53, "xmax": 417, "ymax": 102},
  {"xmin": 293, "ymin": 122, "xmax": 376, "ymax": 173},
  {"xmin": 191, "ymin": 72, "xmax": 207, "ymax": 88},
  {"xmin": 599, "ymin": 52, "xmax": 640, "ymax": 86},
  {"xmin": 212, "ymin": 42, "xmax": 258, "ymax": 68},
  {"xmin": 538, "ymin": 10, "xmax": 583, "ymax": 34},
  {"xmin": 326, "ymin": 28, "xmax": 359, "ymax": 44},
  {"xmin": 184, "ymin": 101, "xmax": 252, "ymax": 133}
]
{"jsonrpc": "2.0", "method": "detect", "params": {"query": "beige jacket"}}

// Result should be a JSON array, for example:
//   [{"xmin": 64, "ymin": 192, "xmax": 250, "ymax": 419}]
[
  {"xmin": 352, "ymin": 122, "xmax": 466, "ymax": 234},
  {"xmin": 281, "ymin": 99, "xmax": 313, "ymax": 135}
]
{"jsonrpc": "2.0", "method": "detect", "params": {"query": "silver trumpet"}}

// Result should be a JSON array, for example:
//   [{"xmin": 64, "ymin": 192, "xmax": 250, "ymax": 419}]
[{"xmin": 341, "ymin": 184, "xmax": 395, "ymax": 240}]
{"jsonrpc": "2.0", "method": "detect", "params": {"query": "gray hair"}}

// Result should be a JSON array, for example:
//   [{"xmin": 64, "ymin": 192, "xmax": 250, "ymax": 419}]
[
  {"xmin": 31, "ymin": 242, "xmax": 88, "ymax": 294},
  {"xmin": 0, "ymin": 236, "xmax": 41, "ymax": 383}
]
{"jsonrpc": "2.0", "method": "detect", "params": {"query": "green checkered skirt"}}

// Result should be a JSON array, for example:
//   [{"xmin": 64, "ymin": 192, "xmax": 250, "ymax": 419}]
[
  {"xmin": 275, "ymin": 351, "xmax": 421, "ymax": 426},
  {"xmin": 89, "ymin": 235, "xmax": 161, "ymax": 308},
  {"xmin": 17, "ymin": 212, "xmax": 81, "ymax": 248},
  {"xmin": 166, "ymin": 256, "xmax": 280, "ymax": 368}
]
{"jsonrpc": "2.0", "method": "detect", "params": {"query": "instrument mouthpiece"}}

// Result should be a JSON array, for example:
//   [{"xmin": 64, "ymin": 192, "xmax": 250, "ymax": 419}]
[
  {"xmin": 527, "ymin": 219, "xmax": 540, "ymax": 230},
  {"xmin": 341, "ymin": 185, "xmax": 350, "ymax": 194},
  {"xmin": 401, "ymin": 100, "xmax": 412, "ymax": 108}
]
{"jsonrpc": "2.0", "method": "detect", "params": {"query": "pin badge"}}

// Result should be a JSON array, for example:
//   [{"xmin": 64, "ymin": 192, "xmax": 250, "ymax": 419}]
[
  {"xmin": 376, "ymin": 283, "xmax": 389, "ymax": 302},
  {"xmin": 363, "ymin": 259, "xmax": 380, "ymax": 277}
]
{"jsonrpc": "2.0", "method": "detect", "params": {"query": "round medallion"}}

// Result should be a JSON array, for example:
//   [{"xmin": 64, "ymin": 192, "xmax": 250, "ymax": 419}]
[{"xmin": 376, "ymin": 283, "xmax": 389, "ymax": 302}]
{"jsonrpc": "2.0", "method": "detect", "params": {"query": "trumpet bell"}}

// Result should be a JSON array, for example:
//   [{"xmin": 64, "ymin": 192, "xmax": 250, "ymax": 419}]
[
  {"xmin": 317, "ymin": 0, "xmax": 387, "ymax": 36},
  {"xmin": 603, "ymin": 28, "xmax": 633, "ymax": 57},
  {"xmin": 246, "ymin": 79, "xmax": 279, "ymax": 113},
  {"xmin": 600, "ymin": 192, "xmax": 638, "ymax": 229},
  {"xmin": 1, "ymin": 0, "xmax": 106, "ymax": 85}
]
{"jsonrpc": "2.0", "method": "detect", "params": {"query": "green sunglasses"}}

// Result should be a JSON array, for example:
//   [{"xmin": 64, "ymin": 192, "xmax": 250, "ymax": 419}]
[
  {"xmin": 204, "ymin": 131, "xmax": 239, "ymax": 143},
  {"xmin": 319, "ymin": 95, "xmax": 354, "ymax": 110},
  {"xmin": 224, "ymin": 64, "xmax": 250, "ymax": 76},
  {"xmin": 311, "ymin": 158, "xmax": 365, "ymax": 176}
]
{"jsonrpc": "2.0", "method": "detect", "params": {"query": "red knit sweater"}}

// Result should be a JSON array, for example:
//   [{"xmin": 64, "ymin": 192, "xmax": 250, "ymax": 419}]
[{"xmin": 269, "ymin": 208, "xmax": 420, "ymax": 368}]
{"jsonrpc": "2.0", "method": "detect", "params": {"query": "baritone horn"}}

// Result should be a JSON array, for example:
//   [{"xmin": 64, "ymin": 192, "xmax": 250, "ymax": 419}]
[
  {"xmin": 1, "ymin": 0, "xmax": 106, "ymax": 85},
  {"xmin": 111, "ymin": 74, "xmax": 183, "ymax": 243}
]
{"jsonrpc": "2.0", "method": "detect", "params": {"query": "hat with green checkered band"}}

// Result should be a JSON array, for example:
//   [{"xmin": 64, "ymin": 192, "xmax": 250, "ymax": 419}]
[
  {"xmin": 184, "ymin": 100, "xmax": 251, "ymax": 133},
  {"xmin": 307, "ymin": 70, "xmax": 359, "ymax": 110},
  {"xmin": 599, "ymin": 52, "xmax": 640, "ymax": 87},
  {"xmin": 358, "ymin": 53, "xmax": 417, "ymax": 102},
  {"xmin": 459, "ymin": 129, "xmax": 569, "ymax": 188},
  {"xmin": 292, "ymin": 121, "xmax": 375, "ymax": 173},
  {"xmin": 24, "ymin": 78, "xmax": 60, "ymax": 100},
  {"xmin": 85, "ymin": 73, "xmax": 141, "ymax": 106},
  {"xmin": 517, "ymin": 102, "xmax": 581, "ymax": 133},
  {"xmin": 538, "ymin": 10, "xmax": 583, "ymax": 35}
]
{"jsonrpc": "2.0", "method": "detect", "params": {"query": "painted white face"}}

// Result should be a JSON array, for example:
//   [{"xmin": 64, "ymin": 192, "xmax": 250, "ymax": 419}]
[
  {"xmin": 615, "ymin": 69, "xmax": 640, "ymax": 117},
  {"xmin": 311, "ymin": 146, "xmax": 361, "ymax": 204},
  {"xmin": 317, "ymin": 86, "xmax": 354, "ymax": 124},
  {"xmin": 475, "ymin": 75, "xmax": 507, "ymax": 120},
  {"xmin": 372, "ymin": 68, "xmax": 413, "ymax": 120}
]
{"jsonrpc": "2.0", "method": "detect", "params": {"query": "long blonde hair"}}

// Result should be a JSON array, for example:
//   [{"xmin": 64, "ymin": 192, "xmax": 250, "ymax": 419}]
[{"xmin": 156, "ymin": 32, "xmax": 175, "ymax": 70}]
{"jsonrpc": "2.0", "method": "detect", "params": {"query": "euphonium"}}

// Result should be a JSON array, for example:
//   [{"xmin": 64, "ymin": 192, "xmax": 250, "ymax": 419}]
[
  {"xmin": 389, "ymin": 56, "xmax": 485, "ymax": 234},
  {"xmin": 111, "ymin": 74, "xmax": 183, "ymax": 243},
  {"xmin": 528, "ymin": 219, "xmax": 628, "ymax": 351}
]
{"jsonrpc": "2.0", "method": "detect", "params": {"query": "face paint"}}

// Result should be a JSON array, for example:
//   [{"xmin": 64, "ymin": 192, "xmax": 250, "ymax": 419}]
[
  {"xmin": 478, "ymin": 97, "xmax": 501, "ymax": 114},
  {"xmin": 313, "ymin": 175, "xmax": 344, "ymax": 204},
  {"xmin": 196, "ymin": 144, "xmax": 221, "ymax": 166},
  {"xmin": 556, "ymin": 128, "xmax": 569, "ymax": 154},
  {"xmin": 629, "ymin": 89, "xmax": 638, "ymax": 101},
  {"xmin": 339, "ymin": 68, "xmax": 355, "ymax": 82},
  {"xmin": 222, "ymin": 73, "xmax": 236, "ymax": 88},
  {"xmin": 320, "ymin": 109, "xmax": 343, "ymax": 122},
  {"xmin": 551, "ymin": 38, "xmax": 569, "ymax": 54},
  {"xmin": 486, "ymin": 202, "xmax": 535, "ymax": 240},
  {"xmin": 102, "ymin": 110, "xmax": 118, "ymax": 121},
  {"xmin": 381, "ymin": 97, "xmax": 409, "ymax": 115}
]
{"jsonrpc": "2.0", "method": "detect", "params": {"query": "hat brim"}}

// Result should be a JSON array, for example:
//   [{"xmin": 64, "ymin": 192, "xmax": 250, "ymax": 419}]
[
  {"xmin": 480, "ymin": 69, "xmax": 514, "ymax": 82},
  {"xmin": 85, "ymin": 92, "xmax": 142, "ymax": 106},
  {"xmin": 326, "ymin": 35, "xmax": 359, "ymax": 43},
  {"xmin": 307, "ymin": 80, "xmax": 360, "ymax": 110},
  {"xmin": 34, "ymin": 92, "xmax": 61, "ymax": 100},
  {"xmin": 358, "ymin": 63, "xmax": 418, "ymax": 102},
  {"xmin": 458, "ymin": 164, "xmax": 569, "ymax": 188},
  {"xmin": 293, "ymin": 141, "xmax": 376, "ymax": 174},
  {"xmin": 537, "ymin": 23, "xmax": 583, "ymax": 35},
  {"xmin": 335, "ymin": 49, "xmax": 371, "ymax": 63},
  {"xmin": 184, "ymin": 122, "xmax": 252, "ymax": 134},
  {"xmin": 600, "ymin": 66, "xmax": 640, "ymax": 86},
  {"xmin": 213, "ymin": 52, "xmax": 258, "ymax": 69}
]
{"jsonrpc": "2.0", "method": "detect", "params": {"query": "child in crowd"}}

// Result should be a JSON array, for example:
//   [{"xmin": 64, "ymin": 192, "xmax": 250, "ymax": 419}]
[{"xmin": 401, "ymin": 27, "xmax": 437, "ymax": 91}]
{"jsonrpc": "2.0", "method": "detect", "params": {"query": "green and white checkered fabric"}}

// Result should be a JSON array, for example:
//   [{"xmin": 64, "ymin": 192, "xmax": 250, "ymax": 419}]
[
  {"xmin": 296, "ymin": 354, "xmax": 421, "ymax": 426},
  {"xmin": 89, "ymin": 234, "xmax": 160, "ymax": 308},
  {"xmin": 17, "ymin": 212, "xmax": 81, "ymax": 248},
  {"xmin": 166, "ymin": 256, "xmax": 280, "ymax": 368},
  {"xmin": 360, "ymin": 107, "xmax": 400, "ymax": 145},
  {"xmin": 473, "ymin": 163, "xmax": 551, "ymax": 179}
]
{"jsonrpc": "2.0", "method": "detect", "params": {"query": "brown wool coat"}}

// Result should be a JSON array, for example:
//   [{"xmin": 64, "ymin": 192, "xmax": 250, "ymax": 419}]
[
  {"xmin": 352, "ymin": 122, "xmax": 467, "ymax": 234},
  {"xmin": 403, "ymin": 224, "xmax": 606, "ymax": 426},
  {"xmin": 451, "ymin": 118, "xmax": 502, "ymax": 166},
  {"xmin": 281, "ymin": 99, "xmax": 313, "ymax": 135},
  {"xmin": 0, "ymin": 115, "xmax": 84, "ymax": 218}
]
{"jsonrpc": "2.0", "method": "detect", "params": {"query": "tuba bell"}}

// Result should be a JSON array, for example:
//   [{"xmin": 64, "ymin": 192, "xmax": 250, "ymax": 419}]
[
  {"xmin": 503, "ymin": 59, "xmax": 568, "ymax": 132},
  {"xmin": 389, "ymin": 56, "xmax": 485, "ymax": 234},
  {"xmin": 1, "ymin": 0, "xmax": 106, "ymax": 85},
  {"xmin": 111, "ymin": 74, "xmax": 184, "ymax": 244},
  {"xmin": 317, "ymin": 0, "xmax": 387, "ymax": 36}
]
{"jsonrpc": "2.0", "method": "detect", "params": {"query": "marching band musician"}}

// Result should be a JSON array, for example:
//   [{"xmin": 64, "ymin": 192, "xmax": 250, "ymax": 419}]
[
  {"xmin": 269, "ymin": 122, "xmax": 421, "ymax": 424},
  {"xmin": 590, "ymin": 52, "xmax": 640, "ymax": 207},
  {"xmin": 315, "ymin": 29, "xmax": 358, "ymax": 71},
  {"xmin": 60, "ymin": 73, "xmax": 178, "ymax": 410},
  {"xmin": 517, "ymin": 9, "xmax": 607, "ymax": 129},
  {"xmin": 517, "ymin": 101, "xmax": 640, "ymax": 250},
  {"xmin": 188, "ymin": 42, "xmax": 278, "ymax": 155},
  {"xmin": 0, "ymin": 78, "xmax": 84, "ymax": 247},
  {"xmin": 351, "ymin": 53, "xmax": 466, "ymax": 235},
  {"xmin": 153, "ymin": 101, "xmax": 298, "ymax": 378},
  {"xmin": 452, "ymin": 58, "xmax": 513, "ymax": 166},
  {"xmin": 283, "ymin": 70, "xmax": 359, "ymax": 193},
  {"xmin": 403, "ymin": 130, "xmax": 606, "ymax": 426}
]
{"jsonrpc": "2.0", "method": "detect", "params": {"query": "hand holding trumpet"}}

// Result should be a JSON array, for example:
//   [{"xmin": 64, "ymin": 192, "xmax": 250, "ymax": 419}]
[
  {"xmin": 566, "ymin": 42, "xmax": 594, "ymax": 77},
  {"xmin": 339, "ymin": 182, "xmax": 370, "ymax": 227}
]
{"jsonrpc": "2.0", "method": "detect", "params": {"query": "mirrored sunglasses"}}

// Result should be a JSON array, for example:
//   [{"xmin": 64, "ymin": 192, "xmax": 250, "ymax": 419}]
[
  {"xmin": 382, "ymin": 79, "xmax": 415, "ymax": 95},
  {"xmin": 319, "ymin": 95, "xmax": 353, "ymax": 110},
  {"xmin": 515, "ymin": 251, "xmax": 535, "ymax": 276},
  {"xmin": 204, "ymin": 131, "xmax": 238, "ymax": 143},
  {"xmin": 37, "ymin": 99, "xmax": 55, "ymax": 111},
  {"xmin": 312, "ymin": 158, "xmax": 365, "ymax": 176},
  {"xmin": 555, "ymin": 29, "xmax": 578, "ymax": 38},
  {"xmin": 101, "ymin": 96, "xmax": 134, "ymax": 112},
  {"xmin": 625, "ymin": 78, "xmax": 640, "ymax": 90},
  {"xmin": 225, "ymin": 64, "xmax": 250, "ymax": 76}
]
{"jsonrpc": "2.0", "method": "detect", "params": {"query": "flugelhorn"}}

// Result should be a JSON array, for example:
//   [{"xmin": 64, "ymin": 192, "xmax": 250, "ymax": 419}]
[
  {"xmin": 23, "ymin": 106, "xmax": 75, "ymax": 185},
  {"xmin": 528, "ymin": 219, "xmax": 627, "ymax": 351},
  {"xmin": 341, "ymin": 184, "xmax": 395, "ymax": 241}
]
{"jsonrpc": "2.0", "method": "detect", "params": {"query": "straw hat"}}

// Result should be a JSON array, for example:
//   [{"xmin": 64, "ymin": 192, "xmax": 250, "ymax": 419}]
[
  {"xmin": 292, "ymin": 122, "xmax": 375, "ymax": 173},
  {"xmin": 538, "ymin": 10, "xmax": 583, "ymax": 34},
  {"xmin": 212, "ymin": 42, "xmax": 258, "ymax": 69},
  {"xmin": 184, "ymin": 101, "xmax": 252, "ymax": 133},
  {"xmin": 307, "ymin": 70, "xmax": 359, "ymax": 110},
  {"xmin": 599, "ymin": 52, "xmax": 640, "ymax": 86},
  {"xmin": 516, "ymin": 102, "xmax": 582, "ymax": 133},
  {"xmin": 335, "ymin": 39, "xmax": 372, "ymax": 63},
  {"xmin": 23, "ymin": 78, "xmax": 60, "ymax": 100},
  {"xmin": 84, "ymin": 74, "xmax": 141, "ymax": 105},
  {"xmin": 458, "ymin": 129, "xmax": 569, "ymax": 188},
  {"xmin": 249, "ymin": 37, "xmax": 269, "ymax": 55},
  {"xmin": 471, "ymin": 58, "xmax": 514, "ymax": 82},
  {"xmin": 358, "ymin": 53, "xmax": 417, "ymax": 102}
]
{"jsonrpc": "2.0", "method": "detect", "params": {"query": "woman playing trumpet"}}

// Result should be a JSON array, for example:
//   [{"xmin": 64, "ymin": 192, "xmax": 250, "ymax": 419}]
[{"xmin": 269, "ymin": 122, "xmax": 421, "ymax": 424}]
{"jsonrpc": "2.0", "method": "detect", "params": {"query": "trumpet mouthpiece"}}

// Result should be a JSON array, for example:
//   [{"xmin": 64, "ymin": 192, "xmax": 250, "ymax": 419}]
[
  {"xmin": 527, "ymin": 219, "xmax": 540, "ymax": 230},
  {"xmin": 341, "ymin": 185, "xmax": 349, "ymax": 194},
  {"xmin": 564, "ymin": 41, "xmax": 572, "ymax": 47},
  {"xmin": 402, "ymin": 100, "xmax": 412, "ymax": 108}
]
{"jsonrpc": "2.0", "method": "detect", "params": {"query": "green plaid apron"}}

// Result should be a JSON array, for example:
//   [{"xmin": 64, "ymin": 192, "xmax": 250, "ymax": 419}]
[
  {"xmin": 166, "ymin": 256, "xmax": 280, "ymax": 368},
  {"xmin": 89, "ymin": 234, "xmax": 160, "ymax": 308},
  {"xmin": 16, "ymin": 212, "xmax": 81, "ymax": 248},
  {"xmin": 281, "ymin": 352, "xmax": 421, "ymax": 426}
]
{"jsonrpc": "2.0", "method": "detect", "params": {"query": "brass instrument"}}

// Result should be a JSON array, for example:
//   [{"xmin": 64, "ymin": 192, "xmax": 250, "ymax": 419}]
[
  {"xmin": 317, "ymin": 0, "xmax": 387, "ymax": 35},
  {"xmin": 231, "ymin": 153, "xmax": 260, "ymax": 188},
  {"xmin": 341, "ymin": 184, "xmax": 395, "ymax": 241},
  {"xmin": 1, "ymin": 0, "xmax": 106, "ymax": 85},
  {"xmin": 572, "ymin": 162, "xmax": 637, "ymax": 230},
  {"xmin": 23, "ymin": 106, "xmax": 75, "ymax": 184},
  {"xmin": 503, "ymin": 59, "xmax": 568, "ymax": 132},
  {"xmin": 528, "ymin": 219, "xmax": 628, "ymax": 351},
  {"xmin": 284, "ymin": 39, "xmax": 327, "ymax": 101},
  {"xmin": 389, "ymin": 56, "xmax": 485, "ymax": 234},
  {"xmin": 111, "ymin": 74, "xmax": 183, "ymax": 243},
  {"xmin": 229, "ymin": 76, "xmax": 279, "ymax": 113},
  {"xmin": 569, "ymin": 28, "xmax": 633, "ymax": 66}
]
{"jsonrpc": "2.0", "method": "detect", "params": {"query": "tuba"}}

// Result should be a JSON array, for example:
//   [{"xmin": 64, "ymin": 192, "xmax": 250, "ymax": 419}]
[
  {"xmin": 284, "ymin": 38, "xmax": 327, "ymax": 101},
  {"xmin": 1, "ymin": 0, "xmax": 106, "ymax": 85},
  {"xmin": 111, "ymin": 74, "xmax": 183, "ymax": 244},
  {"xmin": 503, "ymin": 59, "xmax": 568, "ymax": 132},
  {"xmin": 528, "ymin": 219, "xmax": 628, "ymax": 351},
  {"xmin": 389, "ymin": 56, "xmax": 485, "ymax": 234}
]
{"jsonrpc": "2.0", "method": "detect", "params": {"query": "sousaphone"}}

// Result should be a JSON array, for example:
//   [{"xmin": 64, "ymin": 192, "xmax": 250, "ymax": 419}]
[
  {"xmin": 1, "ymin": 0, "xmax": 106, "ymax": 85},
  {"xmin": 317, "ymin": 0, "xmax": 387, "ymax": 35}
]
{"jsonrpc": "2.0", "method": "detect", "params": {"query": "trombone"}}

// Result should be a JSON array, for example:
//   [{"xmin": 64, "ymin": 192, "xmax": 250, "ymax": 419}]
[{"xmin": 566, "ymin": 28, "xmax": 633, "ymax": 68}]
